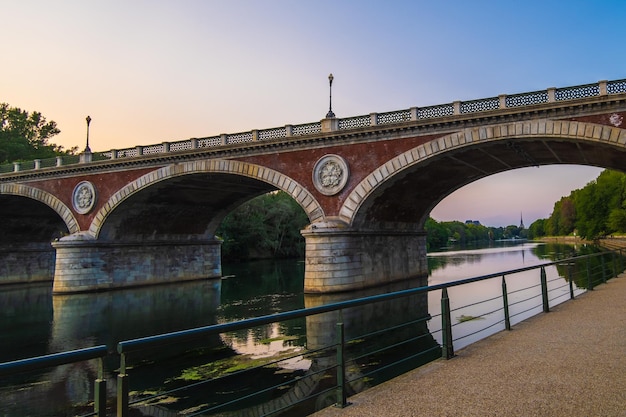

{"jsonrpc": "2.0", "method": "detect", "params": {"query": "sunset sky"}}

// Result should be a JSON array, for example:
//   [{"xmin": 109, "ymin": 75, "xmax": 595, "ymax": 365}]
[{"xmin": 3, "ymin": 1, "xmax": 625, "ymax": 227}]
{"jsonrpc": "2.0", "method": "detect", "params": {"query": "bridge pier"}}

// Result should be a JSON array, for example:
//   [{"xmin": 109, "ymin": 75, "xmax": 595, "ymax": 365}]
[
  {"xmin": 302, "ymin": 221, "xmax": 428, "ymax": 293},
  {"xmin": 0, "ymin": 243, "xmax": 55, "ymax": 285},
  {"xmin": 51, "ymin": 233, "xmax": 222, "ymax": 293}
]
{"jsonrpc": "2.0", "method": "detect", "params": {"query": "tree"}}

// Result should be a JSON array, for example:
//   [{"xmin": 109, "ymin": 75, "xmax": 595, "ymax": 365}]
[
  {"xmin": 527, "ymin": 218, "xmax": 546, "ymax": 239},
  {"xmin": 216, "ymin": 191, "xmax": 309, "ymax": 261},
  {"xmin": 0, "ymin": 103, "xmax": 74, "ymax": 162}
]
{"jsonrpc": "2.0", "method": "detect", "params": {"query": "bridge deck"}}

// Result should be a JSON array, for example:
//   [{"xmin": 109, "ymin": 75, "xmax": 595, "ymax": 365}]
[{"xmin": 313, "ymin": 274, "xmax": 626, "ymax": 417}]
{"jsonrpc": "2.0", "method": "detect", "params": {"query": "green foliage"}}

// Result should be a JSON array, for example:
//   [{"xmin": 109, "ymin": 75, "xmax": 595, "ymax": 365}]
[
  {"xmin": 532, "ymin": 169, "xmax": 626, "ymax": 240},
  {"xmin": 0, "ymin": 103, "xmax": 75, "ymax": 163},
  {"xmin": 216, "ymin": 191, "xmax": 309, "ymax": 261},
  {"xmin": 424, "ymin": 218, "xmax": 506, "ymax": 250}
]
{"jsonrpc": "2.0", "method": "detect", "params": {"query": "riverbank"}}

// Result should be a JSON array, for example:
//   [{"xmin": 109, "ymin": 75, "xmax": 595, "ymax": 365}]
[{"xmin": 535, "ymin": 235, "xmax": 626, "ymax": 251}]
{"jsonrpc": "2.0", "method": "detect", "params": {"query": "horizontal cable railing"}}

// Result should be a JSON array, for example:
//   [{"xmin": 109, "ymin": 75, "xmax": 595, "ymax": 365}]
[
  {"xmin": 1, "ymin": 250, "xmax": 623, "ymax": 416},
  {"xmin": 2, "ymin": 78, "xmax": 625, "ymax": 175}
]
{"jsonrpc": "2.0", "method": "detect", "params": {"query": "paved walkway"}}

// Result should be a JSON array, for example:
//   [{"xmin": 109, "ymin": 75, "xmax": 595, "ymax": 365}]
[{"xmin": 313, "ymin": 274, "xmax": 626, "ymax": 417}]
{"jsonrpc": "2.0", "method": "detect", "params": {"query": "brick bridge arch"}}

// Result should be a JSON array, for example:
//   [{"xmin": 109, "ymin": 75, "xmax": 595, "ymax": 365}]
[
  {"xmin": 0, "ymin": 183, "xmax": 79, "ymax": 234},
  {"xmin": 338, "ymin": 120, "xmax": 626, "ymax": 229},
  {"xmin": 87, "ymin": 159, "xmax": 324, "ymax": 239}
]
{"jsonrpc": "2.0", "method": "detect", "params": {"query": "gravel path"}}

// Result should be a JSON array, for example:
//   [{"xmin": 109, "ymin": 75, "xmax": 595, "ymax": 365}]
[{"xmin": 312, "ymin": 274, "xmax": 626, "ymax": 417}]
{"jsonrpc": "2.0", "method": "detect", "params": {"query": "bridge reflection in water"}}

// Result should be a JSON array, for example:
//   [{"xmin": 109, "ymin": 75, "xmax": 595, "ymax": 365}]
[{"xmin": 0, "ymin": 266, "xmax": 438, "ymax": 416}]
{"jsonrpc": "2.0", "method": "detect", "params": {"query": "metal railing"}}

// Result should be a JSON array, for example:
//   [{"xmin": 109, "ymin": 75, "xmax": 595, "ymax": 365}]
[
  {"xmin": 2, "ymin": 78, "xmax": 626, "ymax": 175},
  {"xmin": 0, "ymin": 345, "xmax": 109, "ymax": 417},
  {"xmin": 0, "ymin": 250, "xmax": 623, "ymax": 416}
]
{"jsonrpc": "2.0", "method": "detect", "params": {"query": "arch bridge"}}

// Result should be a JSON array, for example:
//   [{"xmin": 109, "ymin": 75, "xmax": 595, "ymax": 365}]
[{"xmin": 2, "ymin": 79, "xmax": 626, "ymax": 293}]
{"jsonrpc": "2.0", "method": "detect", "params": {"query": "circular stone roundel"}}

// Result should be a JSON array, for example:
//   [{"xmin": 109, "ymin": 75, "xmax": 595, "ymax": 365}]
[
  {"xmin": 72, "ymin": 181, "xmax": 97, "ymax": 214},
  {"xmin": 312, "ymin": 154, "xmax": 349, "ymax": 196}
]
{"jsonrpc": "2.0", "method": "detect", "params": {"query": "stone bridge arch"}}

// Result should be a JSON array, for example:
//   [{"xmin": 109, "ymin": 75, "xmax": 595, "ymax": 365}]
[
  {"xmin": 338, "ymin": 120, "xmax": 626, "ymax": 229},
  {"xmin": 0, "ymin": 183, "xmax": 79, "ymax": 234},
  {"xmin": 87, "ymin": 159, "xmax": 324, "ymax": 239}
]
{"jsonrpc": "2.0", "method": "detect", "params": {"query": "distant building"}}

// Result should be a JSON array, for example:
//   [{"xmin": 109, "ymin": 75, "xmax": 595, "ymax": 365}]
[
  {"xmin": 519, "ymin": 213, "xmax": 525, "ymax": 229},
  {"xmin": 465, "ymin": 220, "xmax": 481, "ymax": 226}
]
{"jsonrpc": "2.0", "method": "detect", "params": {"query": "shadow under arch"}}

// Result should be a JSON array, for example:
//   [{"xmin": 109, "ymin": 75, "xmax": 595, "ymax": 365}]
[
  {"xmin": 339, "ymin": 120, "xmax": 626, "ymax": 229},
  {"xmin": 87, "ymin": 159, "xmax": 325, "ymax": 239},
  {"xmin": 0, "ymin": 183, "xmax": 79, "ymax": 234}
]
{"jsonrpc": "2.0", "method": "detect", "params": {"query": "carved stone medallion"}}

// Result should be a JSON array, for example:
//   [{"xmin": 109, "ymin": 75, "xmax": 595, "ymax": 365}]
[
  {"xmin": 72, "ymin": 181, "xmax": 97, "ymax": 214},
  {"xmin": 312, "ymin": 154, "xmax": 349, "ymax": 196}
]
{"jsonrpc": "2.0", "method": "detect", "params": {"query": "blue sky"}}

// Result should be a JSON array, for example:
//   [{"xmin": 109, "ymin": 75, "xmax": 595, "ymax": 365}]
[{"xmin": 3, "ymin": 1, "xmax": 625, "ymax": 227}]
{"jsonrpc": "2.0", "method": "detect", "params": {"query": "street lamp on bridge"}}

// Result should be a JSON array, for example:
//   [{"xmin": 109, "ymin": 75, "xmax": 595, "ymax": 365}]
[
  {"xmin": 85, "ymin": 115, "xmax": 92, "ymax": 153},
  {"xmin": 326, "ymin": 73, "xmax": 335, "ymax": 118}
]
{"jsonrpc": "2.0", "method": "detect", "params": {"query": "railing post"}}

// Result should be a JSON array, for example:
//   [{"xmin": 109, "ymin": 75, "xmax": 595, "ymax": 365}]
[
  {"xmin": 501, "ymin": 275, "xmax": 511, "ymax": 330},
  {"xmin": 601, "ymin": 255, "xmax": 607, "ymax": 284},
  {"xmin": 587, "ymin": 257, "xmax": 593, "ymax": 291},
  {"xmin": 568, "ymin": 263, "xmax": 575, "ymax": 300},
  {"xmin": 612, "ymin": 251, "xmax": 618, "ymax": 278},
  {"xmin": 117, "ymin": 353, "xmax": 129, "ymax": 417},
  {"xmin": 498, "ymin": 94, "xmax": 507, "ymax": 109},
  {"xmin": 540, "ymin": 267, "xmax": 550, "ymax": 313},
  {"xmin": 441, "ymin": 288, "xmax": 454, "ymax": 359},
  {"xmin": 94, "ymin": 357, "xmax": 107, "ymax": 417},
  {"xmin": 335, "ymin": 322, "xmax": 348, "ymax": 408},
  {"xmin": 453, "ymin": 101, "xmax": 461, "ymax": 115}
]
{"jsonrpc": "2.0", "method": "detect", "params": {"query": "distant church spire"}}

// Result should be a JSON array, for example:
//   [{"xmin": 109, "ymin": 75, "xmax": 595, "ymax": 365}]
[{"xmin": 519, "ymin": 212, "xmax": 525, "ymax": 229}]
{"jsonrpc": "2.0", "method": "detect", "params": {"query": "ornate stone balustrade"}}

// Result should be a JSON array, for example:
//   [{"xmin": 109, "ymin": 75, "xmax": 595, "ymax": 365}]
[{"xmin": 3, "ymin": 79, "xmax": 626, "ymax": 174}]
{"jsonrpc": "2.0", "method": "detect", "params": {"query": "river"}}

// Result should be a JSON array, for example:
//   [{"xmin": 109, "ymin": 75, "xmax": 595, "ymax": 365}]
[{"xmin": 0, "ymin": 240, "xmax": 596, "ymax": 415}]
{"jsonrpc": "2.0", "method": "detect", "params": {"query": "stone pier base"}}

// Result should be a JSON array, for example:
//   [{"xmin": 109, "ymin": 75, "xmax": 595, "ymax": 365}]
[
  {"xmin": 302, "ymin": 222, "xmax": 428, "ymax": 293},
  {"xmin": 51, "ymin": 233, "xmax": 222, "ymax": 293},
  {"xmin": 0, "ymin": 243, "xmax": 55, "ymax": 285}
]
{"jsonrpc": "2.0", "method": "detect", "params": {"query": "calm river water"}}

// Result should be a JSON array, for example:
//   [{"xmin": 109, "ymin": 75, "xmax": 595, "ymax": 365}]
[{"xmin": 0, "ymin": 241, "xmax": 595, "ymax": 415}]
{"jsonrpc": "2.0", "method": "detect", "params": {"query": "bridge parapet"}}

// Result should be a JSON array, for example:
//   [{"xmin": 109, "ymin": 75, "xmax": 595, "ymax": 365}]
[{"xmin": 2, "ymin": 79, "xmax": 626, "ymax": 175}]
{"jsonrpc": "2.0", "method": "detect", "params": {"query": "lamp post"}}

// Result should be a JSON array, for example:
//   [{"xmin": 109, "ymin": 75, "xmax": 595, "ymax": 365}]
[
  {"xmin": 85, "ymin": 116, "xmax": 92, "ymax": 153},
  {"xmin": 326, "ymin": 73, "xmax": 335, "ymax": 118}
]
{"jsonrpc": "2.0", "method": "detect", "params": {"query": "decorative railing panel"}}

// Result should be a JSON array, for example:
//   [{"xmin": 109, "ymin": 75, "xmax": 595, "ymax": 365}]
[
  {"xmin": 117, "ymin": 148, "xmax": 139, "ymax": 158},
  {"xmin": 555, "ymin": 83, "xmax": 600, "ymax": 101},
  {"xmin": 339, "ymin": 115, "xmax": 371, "ymax": 130},
  {"xmin": 259, "ymin": 127, "xmax": 286, "ymax": 141},
  {"xmin": 460, "ymin": 97, "xmax": 499, "ymax": 114},
  {"xmin": 142, "ymin": 144, "xmax": 165, "ymax": 155},
  {"xmin": 170, "ymin": 141, "xmax": 193, "ymax": 152},
  {"xmin": 227, "ymin": 132, "xmax": 253, "ymax": 145},
  {"xmin": 378, "ymin": 109, "xmax": 411, "ymax": 124},
  {"xmin": 292, "ymin": 122, "xmax": 321, "ymax": 136},
  {"xmin": 506, "ymin": 91, "xmax": 548, "ymax": 107},
  {"xmin": 418, "ymin": 104, "xmax": 454, "ymax": 119},
  {"xmin": 608, "ymin": 80, "xmax": 626, "ymax": 94},
  {"xmin": 198, "ymin": 136, "xmax": 222, "ymax": 148}
]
